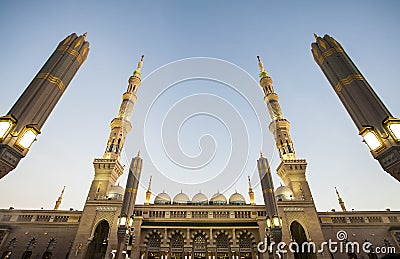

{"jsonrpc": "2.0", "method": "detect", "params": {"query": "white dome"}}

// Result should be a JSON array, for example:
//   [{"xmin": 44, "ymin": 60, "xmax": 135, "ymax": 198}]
[
  {"xmin": 192, "ymin": 192, "xmax": 208, "ymax": 205},
  {"xmin": 210, "ymin": 192, "xmax": 227, "ymax": 205},
  {"xmin": 108, "ymin": 185, "xmax": 124, "ymax": 199},
  {"xmin": 173, "ymin": 192, "xmax": 190, "ymax": 204},
  {"xmin": 229, "ymin": 192, "xmax": 246, "ymax": 205},
  {"xmin": 154, "ymin": 192, "xmax": 171, "ymax": 204},
  {"xmin": 275, "ymin": 186, "xmax": 294, "ymax": 201}
]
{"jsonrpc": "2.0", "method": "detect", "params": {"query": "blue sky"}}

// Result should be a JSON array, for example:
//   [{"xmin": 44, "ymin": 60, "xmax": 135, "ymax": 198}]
[{"xmin": 0, "ymin": 1, "xmax": 399, "ymax": 211}]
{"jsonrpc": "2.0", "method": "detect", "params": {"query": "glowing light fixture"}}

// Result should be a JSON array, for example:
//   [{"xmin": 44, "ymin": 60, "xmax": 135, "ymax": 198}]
[
  {"xmin": 360, "ymin": 127, "xmax": 383, "ymax": 151},
  {"xmin": 384, "ymin": 117, "xmax": 400, "ymax": 141},
  {"xmin": 16, "ymin": 126, "xmax": 40, "ymax": 150},
  {"xmin": 0, "ymin": 121, "xmax": 12, "ymax": 139},
  {"xmin": 272, "ymin": 215, "xmax": 281, "ymax": 227},
  {"xmin": 266, "ymin": 216, "xmax": 271, "ymax": 228},
  {"xmin": 0, "ymin": 116, "xmax": 16, "ymax": 140},
  {"xmin": 118, "ymin": 215, "xmax": 127, "ymax": 227}
]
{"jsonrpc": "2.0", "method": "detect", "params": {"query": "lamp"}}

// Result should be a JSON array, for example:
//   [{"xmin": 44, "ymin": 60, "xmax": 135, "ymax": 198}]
[
  {"xmin": 266, "ymin": 216, "xmax": 271, "ymax": 228},
  {"xmin": 118, "ymin": 214, "xmax": 127, "ymax": 227},
  {"xmin": 359, "ymin": 127, "xmax": 383, "ymax": 151},
  {"xmin": 15, "ymin": 125, "xmax": 40, "ymax": 150},
  {"xmin": 0, "ymin": 116, "xmax": 16, "ymax": 141},
  {"xmin": 272, "ymin": 215, "xmax": 281, "ymax": 227},
  {"xmin": 384, "ymin": 117, "xmax": 400, "ymax": 142}
]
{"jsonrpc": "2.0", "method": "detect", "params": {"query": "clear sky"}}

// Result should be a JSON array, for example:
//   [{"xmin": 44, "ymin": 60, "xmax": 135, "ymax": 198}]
[{"xmin": 0, "ymin": 1, "xmax": 399, "ymax": 212}]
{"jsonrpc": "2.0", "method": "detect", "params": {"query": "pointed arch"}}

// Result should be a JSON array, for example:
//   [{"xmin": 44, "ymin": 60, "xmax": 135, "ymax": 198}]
[{"xmin": 85, "ymin": 220, "xmax": 109, "ymax": 259}]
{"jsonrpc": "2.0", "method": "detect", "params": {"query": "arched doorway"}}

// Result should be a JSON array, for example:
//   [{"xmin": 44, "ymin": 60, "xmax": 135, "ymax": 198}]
[
  {"xmin": 85, "ymin": 220, "xmax": 109, "ymax": 259},
  {"xmin": 147, "ymin": 231, "xmax": 162, "ymax": 259},
  {"xmin": 238, "ymin": 230, "xmax": 254, "ymax": 259},
  {"xmin": 290, "ymin": 221, "xmax": 316, "ymax": 259}
]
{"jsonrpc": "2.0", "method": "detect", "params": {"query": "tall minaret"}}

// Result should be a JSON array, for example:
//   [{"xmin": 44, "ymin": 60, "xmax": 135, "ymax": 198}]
[
  {"xmin": 257, "ymin": 56, "xmax": 312, "ymax": 200},
  {"xmin": 71, "ymin": 57, "xmax": 145, "ymax": 259},
  {"xmin": 0, "ymin": 33, "xmax": 89, "ymax": 179},
  {"xmin": 257, "ymin": 57, "xmax": 327, "ymax": 256},
  {"xmin": 87, "ymin": 56, "xmax": 144, "ymax": 199},
  {"xmin": 335, "ymin": 187, "xmax": 347, "ymax": 212},
  {"xmin": 257, "ymin": 152, "xmax": 278, "ymax": 217},
  {"xmin": 145, "ymin": 176, "xmax": 152, "ymax": 205},
  {"xmin": 54, "ymin": 186, "xmax": 66, "ymax": 210},
  {"xmin": 312, "ymin": 34, "xmax": 400, "ymax": 182}
]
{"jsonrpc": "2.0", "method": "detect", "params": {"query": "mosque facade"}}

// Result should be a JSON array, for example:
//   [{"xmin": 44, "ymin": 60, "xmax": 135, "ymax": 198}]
[{"xmin": 0, "ymin": 34, "xmax": 399, "ymax": 259}]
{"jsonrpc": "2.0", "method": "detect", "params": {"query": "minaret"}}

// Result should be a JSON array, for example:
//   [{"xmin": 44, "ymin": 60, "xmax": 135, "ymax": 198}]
[
  {"xmin": 257, "ymin": 152, "xmax": 278, "ymax": 217},
  {"xmin": 335, "ymin": 187, "xmax": 347, "ymax": 212},
  {"xmin": 87, "ymin": 56, "xmax": 144, "ymax": 200},
  {"xmin": 247, "ymin": 176, "xmax": 255, "ymax": 205},
  {"xmin": 54, "ymin": 186, "xmax": 66, "ymax": 210},
  {"xmin": 71, "ymin": 57, "xmax": 145, "ymax": 259},
  {"xmin": 0, "ymin": 33, "xmax": 89, "ymax": 179},
  {"xmin": 145, "ymin": 176, "xmax": 152, "ymax": 205},
  {"xmin": 312, "ymin": 34, "xmax": 400, "ymax": 182},
  {"xmin": 257, "ymin": 56, "xmax": 312, "ymax": 200}
]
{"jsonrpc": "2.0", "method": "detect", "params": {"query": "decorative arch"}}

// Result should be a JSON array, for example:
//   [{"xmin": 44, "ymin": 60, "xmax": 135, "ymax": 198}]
[
  {"xmin": 167, "ymin": 229, "xmax": 185, "ymax": 247},
  {"xmin": 85, "ymin": 220, "xmax": 109, "ymax": 259},
  {"xmin": 290, "ymin": 221, "xmax": 316, "ymax": 259},
  {"xmin": 89, "ymin": 218, "xmax": 111, "ymax": 240},
  {"xmin": 288, "ymin": 218, "xmax": 311, "ymax": 241},
  {"xmin": 236, "ymin": 229, "xmax": 256, "ymax": 247},
  {"xmin": 144, "ymin": 229, "xmax": 163, "ymax": 245},
  {"xmin": 190, "ymin": 230, "xmax": 210, "ymax": 246}
]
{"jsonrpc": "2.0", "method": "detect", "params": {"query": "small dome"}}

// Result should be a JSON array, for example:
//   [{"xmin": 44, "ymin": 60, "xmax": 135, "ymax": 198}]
[
  {"xmin": 173, "ymin": 192, "xmax": 190, "ymax": 204},
  {"xmin": 154, "ymin": 192, "xmax": 171, "ymax": 205},
  {"xmin": 192, "ymin": 192, "xmax": 208, "ymax": 205},
  {"xmin": 229, "ymin": 192, "xmax": 246, "ymax": 205},
  {"xmin": 210, "ymin": 192, "xmax": 227, "ymax": 205},
  {"xmin": 108, "ymin": 185, "xmax": 124, "ymax": 199},
  {"xmin": 275, "ymin": 185, "xmax": 294, "ymax": 201}
]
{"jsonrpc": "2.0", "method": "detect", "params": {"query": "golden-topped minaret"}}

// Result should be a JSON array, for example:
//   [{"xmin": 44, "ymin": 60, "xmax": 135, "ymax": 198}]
[
  {"xmin": 71, "ymin": 56, "xmax": 145, "ymax": 259},
  {"xmin": 257, "ymin": 56, "xmax": 311, "ymax": 200},
  {"xmin": 256, "ymin": 57, "xmax": 327, "ymax": 254},
  {"xmin": 87, "ymin": 56, "xmax": 144, "ymax": 199},
  {"xmin": 145, "ymin": 176, "xmax": 152, "ymax": 205},
  {"xmin": 247, "ymin": 176, "xmax": 255, "ymax": 205},
  {"xmin": 335, "ymin": 187, "xmax": 347, "ymax": 212},
  {"xmin": 54, "ymin": 186, "xmax": 65, "ymax": 210}
]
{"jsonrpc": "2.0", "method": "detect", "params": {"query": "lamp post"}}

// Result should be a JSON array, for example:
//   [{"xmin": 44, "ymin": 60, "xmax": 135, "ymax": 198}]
[
  {"xmin": 265, "ymin": 214, "xmax": 282, "ymax": 258},
  {"xmin": 117, "ymin": 214, "xmax": 133, "ymax": 259}
]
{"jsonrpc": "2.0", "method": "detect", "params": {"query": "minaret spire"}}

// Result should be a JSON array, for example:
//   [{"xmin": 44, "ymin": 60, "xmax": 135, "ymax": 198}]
[
  {"xmin": 335, "ymin": 187, "xmax": 347, "ymax": 212},
  {"xmin": 54, "ymin": 186, "xmax": 66, "ymax": 210},
  {"xmin": 145, "ymin": 176, "xmax": 152, "ymax": 205},
  {"xmin": 103, "ymin": 55, "xmax": 144, "ymax": 160},
  {"xmin": 248, "ymin": 176, "xmax": 255, "ymax": 205},
  {"xmin": 257, "ymin": 56, "xmax": 296, "ymax": 160}
]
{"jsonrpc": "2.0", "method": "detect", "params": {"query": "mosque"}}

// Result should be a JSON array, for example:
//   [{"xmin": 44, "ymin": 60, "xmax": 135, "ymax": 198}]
[{"xmin": 0, "ymin": 33, "xmax": 399, "ymax": 259}]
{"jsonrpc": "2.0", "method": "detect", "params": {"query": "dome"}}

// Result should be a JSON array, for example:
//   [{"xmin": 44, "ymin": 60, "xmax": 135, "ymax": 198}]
[
  {"xmin": 173, "ymin": 192, "xmax": 190, "ymax": 204},
  {"xmin": 210, "ymin": 192, "xmax": 227, "ymax": 205},
  {"xmin": 229, "ymin": 192, "xmax": 246, "ymax": 205},
  {"xmin": 275, "ymin": 185, "xmax": 294, "ymax": 201},
  {"xmin": 107, "ymin": 185, "xmax": 124, "ymax": 199},
  {"xmin": 154, "ymin": 192, "xmax": 171, "ymax": 205},
  {"xmin": 192, "ymin": 192, "xmax": 208, "ymax": 205}
]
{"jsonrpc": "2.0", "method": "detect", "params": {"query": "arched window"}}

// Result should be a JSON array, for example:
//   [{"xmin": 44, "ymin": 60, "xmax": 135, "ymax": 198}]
[
  {"xmin": 238, "ymin": 233, "xmax": 251, "ymax": 249},
  {"xmin": 170, "ymin": 233, "xmax": 184, "ymax": 249},
  {"xmin": 149, "ymin": 232, "xmax": 161, "ymax": 249},
  {"xmin": 193, "ymin": 235, "xmax": 206, "ymax": 250},
  {"xmin": 216, "ymin": 233, "xmax": 229, "ymax": 249}
]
